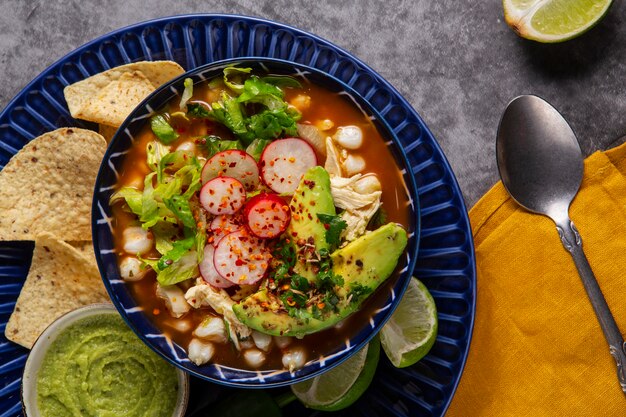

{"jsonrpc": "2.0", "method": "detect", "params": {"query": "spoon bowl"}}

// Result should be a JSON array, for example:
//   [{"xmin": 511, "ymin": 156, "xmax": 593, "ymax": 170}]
[{"xmin": 497, "ymin": 95, "xmax": 583, "ymax": 219}]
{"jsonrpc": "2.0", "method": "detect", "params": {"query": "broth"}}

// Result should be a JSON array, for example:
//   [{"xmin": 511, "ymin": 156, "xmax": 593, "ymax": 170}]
[{"xmin": 111, "ymin": 75, "xmax": 410, "ymax": 370}]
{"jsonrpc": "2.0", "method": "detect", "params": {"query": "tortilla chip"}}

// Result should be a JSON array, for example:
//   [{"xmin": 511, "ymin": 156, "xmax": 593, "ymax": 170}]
[
  {"xmin": 78, "ymin": 71, "xmax": 155, "ymax": 127},
  {"xmin": 64, "ymin": 60, "xmax": 185, "ymax": 124},
  {"xmin": 68, "ymin": 240, "xmax": 97, "ymax": 269},
  {"xmin": 0, "ymin": 128, "xmax": 106, "ymax": 241},
  {"xmin": 98, "ymin": 124, "xmax": 118, "ymax": 143},
  {"xmin": 5, "ymin": 233, "xmax": 110, "ymax": 349}
]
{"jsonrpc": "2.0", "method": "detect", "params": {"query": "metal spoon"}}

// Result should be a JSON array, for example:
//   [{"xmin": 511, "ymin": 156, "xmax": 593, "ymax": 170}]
[{"xmin": 496, "ymin": 94, "xmax": 626, "ymax": 394}]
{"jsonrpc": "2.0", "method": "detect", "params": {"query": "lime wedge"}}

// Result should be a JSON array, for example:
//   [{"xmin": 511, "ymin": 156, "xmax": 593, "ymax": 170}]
[
  {"xmin": 291, "ymin": 336, "xmax": 380, "ymax": 411},
  {"xmin": 381, "ymin": 277, "xmax": 437, "ymax": 368},
  {"xmin": 503, "ymin": 0, "xmax": 612, "ymax": 43}
]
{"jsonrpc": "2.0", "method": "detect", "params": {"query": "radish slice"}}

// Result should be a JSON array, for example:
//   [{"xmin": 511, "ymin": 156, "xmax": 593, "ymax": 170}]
[
  {"xmin": 210, "ymin": 214, "xmax": 243, "ymax": 246},
  {"xmin": 201, "ymin": 150, "xmax": 260, "ymax": 190},
  {"xmin": 213, "ymin": 230, "xmax": 271, "ymax": 285},
  {"xmin": 199, "ymin": 177, "xmax": 246, "ymax": 215},
  {"xmin": 199, "ymin": 244, "xmax": 234, "ymax": 288},
  {"xmin": 259, "ymin": 138, "xmax": 317, "ymax": 194},
  {"xmin": 244, "ymin": 193, "xmax": 291, "ymax": 239}
]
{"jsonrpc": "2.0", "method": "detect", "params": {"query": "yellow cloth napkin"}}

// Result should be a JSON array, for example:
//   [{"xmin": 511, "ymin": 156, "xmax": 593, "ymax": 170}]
[{"xmin": 446, "ymin": 142, "xmax": 626, "ymax": 416}]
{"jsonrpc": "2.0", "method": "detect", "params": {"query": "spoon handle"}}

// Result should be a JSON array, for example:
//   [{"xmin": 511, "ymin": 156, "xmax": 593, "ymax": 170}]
[{"xmin": 556, "ymin": 217, "xmax": 626, "ymax": 394}]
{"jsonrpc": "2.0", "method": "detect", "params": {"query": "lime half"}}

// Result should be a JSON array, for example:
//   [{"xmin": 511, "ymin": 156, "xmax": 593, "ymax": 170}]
[
  {"xmin": 381, "ymin": 277, "xmax": 437, "ymax": 368},
  {"xmin": 503, "ymin": 0, "xmax": 612, "ymax": 43},
  {"xmin": 291, "ymin": 337, "xmax": 380, "ymax": 411}
]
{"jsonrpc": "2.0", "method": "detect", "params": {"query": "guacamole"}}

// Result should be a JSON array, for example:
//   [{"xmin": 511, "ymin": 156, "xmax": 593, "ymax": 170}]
[{"xmin": 36, "ymin": 313, "xmax": 179, "ymax": 417}]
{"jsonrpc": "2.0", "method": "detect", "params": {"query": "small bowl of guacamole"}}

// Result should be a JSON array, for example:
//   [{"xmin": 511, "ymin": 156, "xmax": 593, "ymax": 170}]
[{"xmin": 21, "ymin": 304, "xmax": 189, "ymax": 417}]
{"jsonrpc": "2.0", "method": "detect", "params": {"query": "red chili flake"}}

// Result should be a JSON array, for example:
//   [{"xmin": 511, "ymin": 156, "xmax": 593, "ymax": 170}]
[
  {"xmin": 229, "ymin": 162, "xmax": 237, "ymax": 168},
  {"xmin": 235, "ymin": 259, "xmax": 245, "ymax": 266}
]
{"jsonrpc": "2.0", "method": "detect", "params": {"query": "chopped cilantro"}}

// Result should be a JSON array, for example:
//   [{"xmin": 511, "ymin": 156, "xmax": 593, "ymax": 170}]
[
  {"xmin": 290, "ymin": 275, "xmax": 310, "ymax": 292},
  {"xmin": 348, "ymin": 283, "xmax": 373, "ymax": 304},
  {"xmin": 273, "ymin": 238, "xmax": 297, "ymax": 269},
  {"xmin": 316, "ymin": 256, "xmax": 344, "ymax": 289},
  {"xmin": 186, "ymin": 103, "xmax": 211, "ymax": 118},
  {"xmin": 317, "ymin": 213, "xmax": 347, "ymax": 249},
  {"xmin": 280, "ymin": 290, "xmax": 308, "ymax": 312}
]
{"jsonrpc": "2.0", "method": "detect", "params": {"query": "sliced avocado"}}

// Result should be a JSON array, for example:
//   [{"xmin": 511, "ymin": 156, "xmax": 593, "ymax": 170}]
[
  {"xmin": 332, "ymin": 223, "xmax": 408, "ymax": 298},
  {"xmin": 233, "ymin": 223, "xmax": 408, "ymax": 337},
  {"xmin": 286, "ymin": 166, "xmax": 335, "ymax": 281},
  {"xmin": 233, "ymin": 288, "xmax": 353, "ymax": 337}
]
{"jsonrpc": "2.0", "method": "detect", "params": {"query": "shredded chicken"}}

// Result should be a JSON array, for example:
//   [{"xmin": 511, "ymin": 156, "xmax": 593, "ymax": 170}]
[
  {"xmin": 324, "ymin": 137, "xmax": 342, "ymax": 177},
  {"xmin": 156, "ymin": 284, "xmax": 191, "ymax": 318},
  {"xmin": 339, "ymin": 202, "xmax": 382, "ymax": 242},
  {"xmin": 325, "ymin": 138, "xmax": 383, "ymax": 241},
  {"xmin": 331, "ymin": 174, "xmax": 381, "ymax": 210},
  {"xmin": 185, "ymin": 279, "xmax": 252, "ymax": 350}
]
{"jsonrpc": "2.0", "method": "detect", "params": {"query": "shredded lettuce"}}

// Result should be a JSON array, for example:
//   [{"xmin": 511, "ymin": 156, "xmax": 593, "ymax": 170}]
[
  {"xmin": 150, "ymin": 115, "xmax": 179, "ymax": 144},
  {"xmin": 110, "ymin": 187, "xmax": 143, "ymax": 215},
  {"xmin": 146, "ymin": 141, "xmax": 171, "ymax": 171},
  {"xmin": 112, "ymin": 142, "xmax": 205, "ymax": 285},
  {"xmin": 260, "ymin": 75, "xmax": 302, "ymax": 89},
  {"xmin": 195, "ymin": 227, "xmax": 207, "ymax": 263},
  {"xmin": 245, "ymin": 138, "xmax": 272, "ymax": 161},
  {"xmin": 151, "ymin": 222, "xmax": 178, "ymax": 255},
  {"xmin": 156, "ymin": 232, "xmax": 196, "ymax": 271},
  {"xmin": 237, "ymin": 76, "xmax": 286, "ymax": 111},
  {"xmin": 163, "ymin": 195, "xmax": 196, "ymax": 229},
  {"xmin": 247, "ymin": 109, "xmax": 299, "ymax": 141},
  {"xmin": 179, "ymin": 78, "xmax": 194, "ymax": 110},
  {"xmin": 143, "ymin": 250, "xmax": 199, "ymax": 286},
  {"xmin": 157, "ymin": 150, "xmax": 195, "ymax": 183},
  {"xmin": 209, "ymin": 94, "xmax": 250, "ymax": 143},
  {"xmin": 202, "ymin": 135, "xmax": 243, "ymax": 158},
  {"xmin": 185, "ymin": 69, "xmax": 302, "ymax": 145},
  {"xmin": 224, "ymin": 66, "xmax": 252, "ymax": 93},
  {"xmin": 140, "ymin": 173, "xmax": 160, "ymax": 228}
]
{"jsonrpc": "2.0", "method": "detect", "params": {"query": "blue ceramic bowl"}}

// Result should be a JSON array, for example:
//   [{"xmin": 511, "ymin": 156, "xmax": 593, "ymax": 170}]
[{"xmin": 92, "ymin": 57, "xmax": 420, "ymax": 387}]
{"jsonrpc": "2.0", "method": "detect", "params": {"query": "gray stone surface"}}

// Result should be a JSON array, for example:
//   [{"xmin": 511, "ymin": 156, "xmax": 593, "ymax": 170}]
[{"xmin": 0, "ymin": 0, "xmax": 624, "ymax": 207}]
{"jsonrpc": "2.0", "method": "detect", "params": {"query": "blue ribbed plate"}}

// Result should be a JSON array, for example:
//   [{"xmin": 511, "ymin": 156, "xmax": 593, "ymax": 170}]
[{"xmin": 0, "ymin": 14, "xmax": 475, "ymax": 416}]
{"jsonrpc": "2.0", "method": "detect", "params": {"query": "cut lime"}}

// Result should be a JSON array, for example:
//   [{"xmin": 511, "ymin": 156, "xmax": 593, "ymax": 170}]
[
  {"xmin": 381, "ymin": 277, "xmax": 437, "ymax": 368},
  {"xmin": 503, "ymin": 0, "xmax": 612, "ymax": 43},
  {"xmin": 291, "ymin": 336, "xmax": 380, "ymax": 411}
]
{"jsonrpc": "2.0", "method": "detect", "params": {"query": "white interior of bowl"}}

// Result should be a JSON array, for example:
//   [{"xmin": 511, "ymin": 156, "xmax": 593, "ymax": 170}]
[{"xmin": 22, "ymin": 303, "xmax": 189, "ymax": 417}]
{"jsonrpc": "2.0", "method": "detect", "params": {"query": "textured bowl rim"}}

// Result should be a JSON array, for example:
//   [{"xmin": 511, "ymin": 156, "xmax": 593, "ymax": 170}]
[
  {"xmin": 92, "ymin": 56, "xmax": 420, "ymax": 387},
  {"xmin": 21, "ymin": 303, "xmax": 189, "ymax": 417}
]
